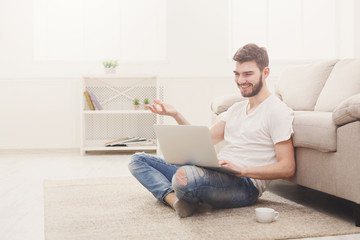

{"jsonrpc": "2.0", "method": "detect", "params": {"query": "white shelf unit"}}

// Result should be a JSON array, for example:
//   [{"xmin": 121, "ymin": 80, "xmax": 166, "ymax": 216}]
[{"xmin": 81, "ymin": 74, "xmax": 163, "ymax": 155}]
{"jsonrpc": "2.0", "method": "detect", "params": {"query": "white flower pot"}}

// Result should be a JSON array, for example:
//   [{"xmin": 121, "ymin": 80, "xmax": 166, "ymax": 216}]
[{"xmin": 104, "ymin": 67, "xmax": 116, "ymax": 74}]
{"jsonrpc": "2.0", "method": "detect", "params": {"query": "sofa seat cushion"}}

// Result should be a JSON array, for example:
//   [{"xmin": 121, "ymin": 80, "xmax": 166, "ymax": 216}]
[{"xmin": 293, "ymin": 111, "xmax": 337, "ymax": 152}]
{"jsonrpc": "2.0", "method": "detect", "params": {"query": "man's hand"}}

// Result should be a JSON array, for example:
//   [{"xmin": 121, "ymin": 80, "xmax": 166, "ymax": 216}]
[
  {"xmin": 148, "ymin": 99, "xmax": 178, "ymax": 117},
  {"xmin": 148, "ymin": 99, "xmax": 190, "ymax": 125},
  {"xmin": 218, "ymin": 159, "xmax": 245, "ymax": 177}
]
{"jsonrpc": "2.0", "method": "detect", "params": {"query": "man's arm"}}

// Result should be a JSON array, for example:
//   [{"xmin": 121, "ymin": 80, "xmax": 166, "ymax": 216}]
[
  {"xmin": 210, "ymin": 120, "xmax": 225, "ymax": 145},
  {"xmin": 219, "ymin": 138, "xmax": 295, "ymax": 179}
]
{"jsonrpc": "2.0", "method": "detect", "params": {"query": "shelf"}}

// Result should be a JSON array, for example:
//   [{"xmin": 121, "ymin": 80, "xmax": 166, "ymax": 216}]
[
  {"xmin": 82, "ymin": 140, "xmax": 157, "ymax": 153},
  {"xmin": 83, "ymin": 146, "xmax": 157, "ymax": 152},
  {"xmin": 81, "ymin": 74, "xmax": 162, "ymax": 155},
  {"xmin": 83, "ymin": 110, "xmax": 154, "ymax": 114},
  {"xmin": 82, "ymin": 74, "xmax": 156, "ymax": 79}
]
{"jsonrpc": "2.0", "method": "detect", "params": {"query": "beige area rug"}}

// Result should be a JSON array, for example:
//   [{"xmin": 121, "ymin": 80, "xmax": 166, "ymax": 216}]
[{"xmin": 44, "ymin": 177, "xmax": 360, "ymax": 240}]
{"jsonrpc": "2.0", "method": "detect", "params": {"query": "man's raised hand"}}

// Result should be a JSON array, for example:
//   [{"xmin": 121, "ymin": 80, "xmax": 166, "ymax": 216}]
[{"xmin": 148, "ymin": 99, "xmax": 178, "ymax": 117}]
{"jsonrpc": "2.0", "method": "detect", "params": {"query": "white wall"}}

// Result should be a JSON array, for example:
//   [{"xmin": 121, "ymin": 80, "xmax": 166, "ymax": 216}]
[
  {"xmin": 0, "ymin": 0, "xmax": 359, "ymax": 149},
  {"xmin": 0, "ymin": 78, "xmax": 81, "ymax": 148},
  {"xmin": 355, "ymin": 0, "xmax": 360, "ymax": 58}
]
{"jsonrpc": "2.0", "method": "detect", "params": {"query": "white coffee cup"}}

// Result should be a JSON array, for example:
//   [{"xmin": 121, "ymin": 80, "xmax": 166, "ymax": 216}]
[{"xmin": 255, "ymin": 207, "xmax": 279, "ymax": 223}]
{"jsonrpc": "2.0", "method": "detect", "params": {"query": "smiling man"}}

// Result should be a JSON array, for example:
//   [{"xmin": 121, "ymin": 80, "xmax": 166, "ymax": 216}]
[{"xmin": 128, "ymin": 43, "xmax": 295, "ymax": 218}]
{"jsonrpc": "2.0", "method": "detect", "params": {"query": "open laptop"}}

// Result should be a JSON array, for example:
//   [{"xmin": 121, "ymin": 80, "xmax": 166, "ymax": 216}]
[{"xmin": 153, "ymin": 125, "xmax": 241, "ymax": 175}]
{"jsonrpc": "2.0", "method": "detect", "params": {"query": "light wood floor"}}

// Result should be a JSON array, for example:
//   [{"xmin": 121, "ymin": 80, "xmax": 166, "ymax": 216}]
[{"xmin": 0, "ymin": 149, "xmax": 359, "ymax": 240}]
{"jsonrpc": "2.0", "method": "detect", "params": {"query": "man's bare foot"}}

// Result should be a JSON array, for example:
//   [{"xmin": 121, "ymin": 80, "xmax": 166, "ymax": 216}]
[{"xmin": 173, "ymin": 199, "xmax": 199, "ymax": 218}]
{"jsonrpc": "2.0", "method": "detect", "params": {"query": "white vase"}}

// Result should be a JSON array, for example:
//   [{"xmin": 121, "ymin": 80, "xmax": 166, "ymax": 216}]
[{"xmin": 104, "ymin": 67, "xmax": 116, "ymax": 74}]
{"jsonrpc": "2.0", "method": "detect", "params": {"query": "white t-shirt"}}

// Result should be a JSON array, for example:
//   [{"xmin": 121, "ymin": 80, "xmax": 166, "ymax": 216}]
[{"xmin": 218, "ymin": 95, "xmax": 294, "ymax": 197}]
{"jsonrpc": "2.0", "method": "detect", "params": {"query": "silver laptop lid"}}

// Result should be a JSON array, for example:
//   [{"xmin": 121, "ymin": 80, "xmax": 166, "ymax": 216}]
[{"xmin": 153, "ymin": 125, "xmax": 219, "ymax": 168}]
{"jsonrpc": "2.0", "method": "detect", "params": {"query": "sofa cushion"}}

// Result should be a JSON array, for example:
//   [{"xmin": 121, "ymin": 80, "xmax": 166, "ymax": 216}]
[
  {"xmin": 276, "ymin": 60, "xmax": 338, "ymax": 111},
  {"xmin": 293, "ymin": 111, "xmax": 337, "ymax": 152},
  {"xmin": 315, "ymin": 59, "xmax": 360, "ymax": 112},
  {"xmin": 333, "ymin": 93, "xmax": 360, "ymax": 126}
]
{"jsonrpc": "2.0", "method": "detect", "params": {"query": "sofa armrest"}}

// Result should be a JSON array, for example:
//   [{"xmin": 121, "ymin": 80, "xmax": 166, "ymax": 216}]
[
  {"xmin": 211, "ymin": 93, "xmax": 246, "ymax": 115},
  {"xmin": 333, "ymin": 93, "xmax": 360, "ymax": 126}
]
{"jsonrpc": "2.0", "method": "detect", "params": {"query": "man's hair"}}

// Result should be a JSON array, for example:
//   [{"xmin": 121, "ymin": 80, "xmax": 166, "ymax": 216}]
[{"xmin": 232, "ymin": 43, "xmax": 269, "ymax": 71}]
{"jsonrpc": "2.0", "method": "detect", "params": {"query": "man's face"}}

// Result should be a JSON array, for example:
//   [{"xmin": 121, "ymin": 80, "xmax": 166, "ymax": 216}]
[{"xmin": 233, "ymin": 61, "xmax": 264, "ymax": 98}]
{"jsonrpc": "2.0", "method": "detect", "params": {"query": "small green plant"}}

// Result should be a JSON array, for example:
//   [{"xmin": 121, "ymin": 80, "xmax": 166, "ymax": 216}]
[
  {"xmin": 102, "ymin": 60, "xmax": 119, "ymax": 68},
  {"xmin": 133, "ymin": 98, "xmax": 140, "ymax": 110},
  {"xmin": 143, "ymin": 98, "xmax": 150, "ymax": 110},
  {"xmin": 133, "ymin": 98, "xmax": 140, "ymax": 105}
]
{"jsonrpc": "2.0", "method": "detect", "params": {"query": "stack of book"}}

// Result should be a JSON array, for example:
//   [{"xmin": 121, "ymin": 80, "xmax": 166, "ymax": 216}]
[
  {"xmin": 105, "ymin": 137, "xmax": 152, "ymax": 147},
  {"xmin": 84, "ymin": 91, "xmax": 103, "ymax": 110}
]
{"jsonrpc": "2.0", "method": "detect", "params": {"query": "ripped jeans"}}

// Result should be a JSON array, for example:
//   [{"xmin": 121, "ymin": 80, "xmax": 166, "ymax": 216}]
[{"xmin": 128, "ymin": 153, "xmax": 259, "ymax": 208}]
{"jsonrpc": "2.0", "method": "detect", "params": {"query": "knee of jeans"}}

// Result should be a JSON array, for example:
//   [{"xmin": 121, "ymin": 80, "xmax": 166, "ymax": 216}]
[
  {"xmin": 172, "ymin": 166, "xmax": 202, "ymax": 189},
  {"xmin": 172, "ymin": 166, "xmax": 202, "ymax": 201},
  {"xmin": 128, "ymin": 152, "xmax": 146, "ymax": 173}
]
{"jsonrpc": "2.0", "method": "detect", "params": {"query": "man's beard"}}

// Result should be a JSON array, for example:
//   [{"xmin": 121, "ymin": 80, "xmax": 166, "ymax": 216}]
[{"xmin": 239, "ymin": 75, "xmax": 263, "ymax": 97}]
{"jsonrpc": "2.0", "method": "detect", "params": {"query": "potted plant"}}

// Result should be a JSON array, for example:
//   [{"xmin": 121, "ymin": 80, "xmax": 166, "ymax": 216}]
[
  {"xmin": 143, "ymin": 98, "xmax": 150, "ymax": 110},
  {"xmin": 102, "ymin": 60, "xmax": 119, "ymax": 74},
  {"xmin": 133, "ymin": 98, "xmax": 140, "ymax": 110}
]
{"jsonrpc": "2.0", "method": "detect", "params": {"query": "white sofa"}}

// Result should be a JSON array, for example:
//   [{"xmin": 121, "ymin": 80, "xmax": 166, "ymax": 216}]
[{"xmin": 211, "ymin": 59, "xmax": 360, "ymax": 226}]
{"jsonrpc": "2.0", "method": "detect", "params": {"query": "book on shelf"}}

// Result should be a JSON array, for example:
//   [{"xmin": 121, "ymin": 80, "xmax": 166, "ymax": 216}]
[
  {"xmin": 88, "ymin": 92, "xmax": 103, "ymax": 110},
  {"xmin": 105, "ymin": 137, "xmax": 149, "ymax": 147},
  {"xmin": 84, "ymin": 91, "xmax": 95, "ymax": 110}
]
